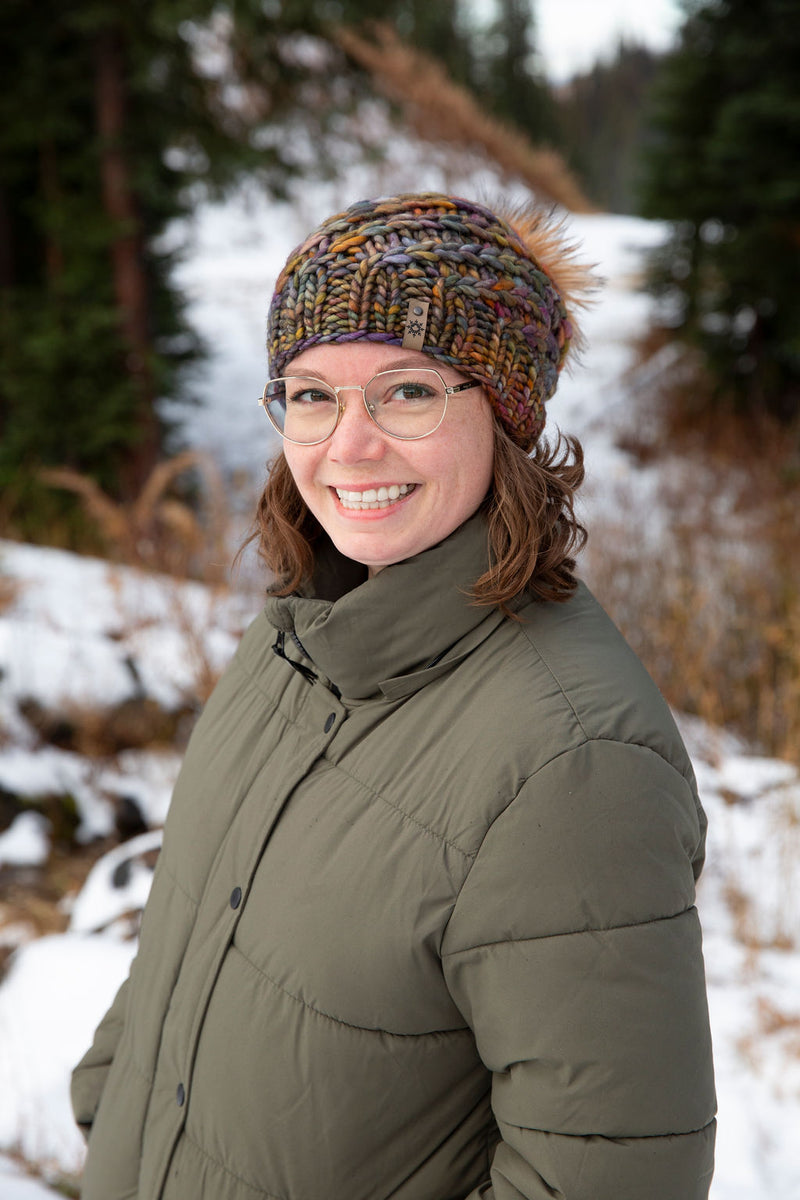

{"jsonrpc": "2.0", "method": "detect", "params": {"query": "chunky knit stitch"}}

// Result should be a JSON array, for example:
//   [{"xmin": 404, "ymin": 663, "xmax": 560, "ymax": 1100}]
[{"xmin": 267, "ymin": 193, "xmax": 585, "ymax": 448}]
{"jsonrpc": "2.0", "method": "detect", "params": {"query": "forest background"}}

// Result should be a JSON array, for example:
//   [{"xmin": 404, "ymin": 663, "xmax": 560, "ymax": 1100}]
[
  {"xmin": 2, "ymin": 0, "xmax": 798, "ymax": 760},
  {"xmin": 1, "ymin": 0, "xmax": 799, "ymax": 1193}
]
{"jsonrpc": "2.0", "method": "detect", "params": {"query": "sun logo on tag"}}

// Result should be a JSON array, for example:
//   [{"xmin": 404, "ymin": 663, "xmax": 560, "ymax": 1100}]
[{"xmin": 402, "ymin": 299, "xmax": 430, "ymax": 348}]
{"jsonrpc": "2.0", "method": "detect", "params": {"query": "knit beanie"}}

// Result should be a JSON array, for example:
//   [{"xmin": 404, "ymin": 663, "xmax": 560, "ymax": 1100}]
[{"xmin": 267, "ymin": 193, "xmax": 594, "ymax": 449}]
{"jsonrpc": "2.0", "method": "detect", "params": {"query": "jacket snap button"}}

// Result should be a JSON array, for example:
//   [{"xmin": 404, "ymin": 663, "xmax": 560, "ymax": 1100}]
[
  {"xmin": 324, "ymin": 712, "xmax": 336, "ymax": 732},
  {"xmin": 176, "ymin": 1082, "xmax": 185, "ymax": 1107},
  {"xmin": 230, "ymin": 886, "xmax": 242, "ymax": 910}
]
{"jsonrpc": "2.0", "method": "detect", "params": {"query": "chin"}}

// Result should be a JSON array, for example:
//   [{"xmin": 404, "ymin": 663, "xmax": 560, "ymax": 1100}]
[{"xmin": 331, "ymin": 532, "xmax": 419, "ymax": 572}]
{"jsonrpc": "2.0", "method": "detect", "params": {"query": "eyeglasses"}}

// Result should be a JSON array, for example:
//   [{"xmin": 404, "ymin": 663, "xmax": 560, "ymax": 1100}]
[{"xmin": 258, "ymin": 368, "xmax": 477, "ymax": 445}]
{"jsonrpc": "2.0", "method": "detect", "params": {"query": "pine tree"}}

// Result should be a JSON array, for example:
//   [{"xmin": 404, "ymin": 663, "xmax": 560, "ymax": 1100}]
[
  {"xmin": 467, "ymin": 0, "xmax": 556, "ymax": 144},
  {"xmin": 0, "ymin": 0, "xmax": 560, "ymax": 542},
  {"xmin": 397, "ymin": 0, "xmax": 475, "ymax": 88},
  {"xmin": 640, "ymin": 0, "xmax": 800, "ymax": 422},
  {"xmin": 0, "ymin": 0, "xmax": 358, "ymax": 526},
  {"xmin": 555, "ymin": 42, "xmax": 662, "ymax": 214}
]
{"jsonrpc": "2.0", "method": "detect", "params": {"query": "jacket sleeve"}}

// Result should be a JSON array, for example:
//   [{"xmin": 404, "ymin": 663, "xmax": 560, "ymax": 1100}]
[
  {"xmin": 70, "ymin": 974, "xmax": 130, "ymax": 1139},
  {"xmin": 441, "ymin": 738, "xmax": 716, "ymax": 1200}
]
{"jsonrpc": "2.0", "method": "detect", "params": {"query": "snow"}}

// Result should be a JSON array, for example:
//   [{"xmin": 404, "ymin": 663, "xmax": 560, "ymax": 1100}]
[
  {"xmin": 0, "ymin": 814, "xmax": 50, "ymax": 870},
  {"xmin": 1, "ymin": 157, "xmax": 799, "ymax": 1196},
  {"xmin": 0, "ymin": 540, "xmax": 255, "ymax": 711},
  {"xmin": 0, "ymin": 934, "xmax": 135, "ymax": 1178},
  {"xmin": 684, "ymin": 720, "xmax": 800, "ymax": 1198},
  {"xmin": 0, "ymin": 1157, "xmax": 66, "ymax": 1200},
  {"xmin": 0, "ymin": 545, "xmax": 257, "ymax": 842},
  {"xmin": 0, "ymin": 744, "xmax": 117, "ymax": 843},
  {"xmin": 69, "ymin": 829, "xmax": 162, "ymax": 935}
]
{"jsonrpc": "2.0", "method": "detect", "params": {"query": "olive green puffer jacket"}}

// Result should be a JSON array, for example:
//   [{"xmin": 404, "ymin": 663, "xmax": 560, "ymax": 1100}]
[{"xmin": 72, "ymin": 514, "xmax": 716, "ymax": 1200}]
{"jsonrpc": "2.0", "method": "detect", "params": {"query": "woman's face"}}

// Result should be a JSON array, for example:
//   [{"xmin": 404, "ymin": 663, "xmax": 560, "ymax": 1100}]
[{"xmin": 281, "ymin": 342, "xmax": 496, "ymax": 574}]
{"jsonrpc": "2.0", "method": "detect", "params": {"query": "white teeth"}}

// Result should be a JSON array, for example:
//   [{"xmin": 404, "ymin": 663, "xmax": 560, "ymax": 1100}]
[{"xmin": 334, "ymin": 483, "xmax": 414, "ymax": 509}]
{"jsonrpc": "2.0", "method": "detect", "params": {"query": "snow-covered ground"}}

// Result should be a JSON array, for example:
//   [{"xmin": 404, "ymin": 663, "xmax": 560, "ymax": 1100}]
[{"xmin": 1, "ymin": 152, "xmax": 799, "ymax": 1196}]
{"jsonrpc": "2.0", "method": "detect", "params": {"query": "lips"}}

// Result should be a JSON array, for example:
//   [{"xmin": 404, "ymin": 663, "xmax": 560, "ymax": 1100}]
[{"xmin": 334, "ymin": 483, "xmax": 417, "ymax": 510}]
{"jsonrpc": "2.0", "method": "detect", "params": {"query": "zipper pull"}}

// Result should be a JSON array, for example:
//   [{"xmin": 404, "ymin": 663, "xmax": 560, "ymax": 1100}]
[{"xmin": 272, "ymin": 631, "xmax": 318, "ymax": 685}]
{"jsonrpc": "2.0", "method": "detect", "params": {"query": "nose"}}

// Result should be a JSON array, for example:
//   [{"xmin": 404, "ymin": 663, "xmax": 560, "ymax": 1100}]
[{"xmin": 327, "ymin": 387, "xmax": 386, "ymax": 462}]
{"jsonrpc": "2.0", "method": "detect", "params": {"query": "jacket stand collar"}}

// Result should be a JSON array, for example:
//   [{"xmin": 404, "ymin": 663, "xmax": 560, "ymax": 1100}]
[{"xmin": 263, "ymin": 514, "xmax": 500, "ymax": 701}]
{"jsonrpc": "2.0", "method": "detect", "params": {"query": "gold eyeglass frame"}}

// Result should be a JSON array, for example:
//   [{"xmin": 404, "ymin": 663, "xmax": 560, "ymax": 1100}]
[{"xmin": 258, "ymin": 368, "xmax": 477, "ymax": 445}]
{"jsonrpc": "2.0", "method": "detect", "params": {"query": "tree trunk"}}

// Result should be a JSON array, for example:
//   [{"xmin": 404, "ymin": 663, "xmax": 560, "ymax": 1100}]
[
  {"xmin": 0, "ymin": 183, "xmax": 13, "ymax": 290},
  {"xmin": 94, "ymin": 25, "xmax": 159, "ymax": 496},
  {"xmin": 39, "ymin": 139, "xmax": 65, "ymax": 287}
]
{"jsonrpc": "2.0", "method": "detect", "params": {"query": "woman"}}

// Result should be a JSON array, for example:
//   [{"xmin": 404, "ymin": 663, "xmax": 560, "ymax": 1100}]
[{"xmin": 72, "ymin": 193, "xmax": 716, "ymax": 1199}]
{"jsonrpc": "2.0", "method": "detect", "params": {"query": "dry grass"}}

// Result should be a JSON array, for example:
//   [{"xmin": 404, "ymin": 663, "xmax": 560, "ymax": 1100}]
[
  {"xmin": 39, "ymin": 450, "xmax": 231, "ymax": 582},
  {"xmin": 0, "ymin": 567, "xmax": 19, "ymax": 746},
  {"xmin": 757, "ymin": 996, "xmax": 800, "ymax": 1039},
  {"xmin": 0, "ymin": 836, "xmax": 117, "ymax": 979},
  {"xmin": 336, "ymin": 22, "xmax": 594, "ymax": 213},
  {"xmin": 623, "ymin": 330, "xmax": 800, "ymax": 476},
  {"xmin": 738, "ymin": 997, "xmax": 800, "ymax": 1072},
  {"xmin": 0, "ymin": 574, "xmax": 18, "ymax": 614},
  {"xmin": 0, "ymin": 528, "xmax": 250, "ymax": 973},
  {"xmin": 708, "ymin": 772, "xmax": 800, "ymax": 957},
  {"xmin": 723, "ymin": 880, "xmax": 796, "ymax": 955},
  {"xmin": 19, "ymin": 696, "xmax": 195, "ymax": 758},
  {"xmin": 0, "ymin": 1149, "xmax": 80, "ymax": 1198},
  {"xmin": 163, "ymin": 586, "xmax": 230, "ymax": 706},
  {"xmin": 106, "ymin": 565, "xmax": 244, "ymax": 708},
  {"xmin": 586, "ymin": 493, "xmax": 800, "ymax": 763},
  {"xmin": 585, "ymin": 340, "xmax": 800, "ymax": 766}
]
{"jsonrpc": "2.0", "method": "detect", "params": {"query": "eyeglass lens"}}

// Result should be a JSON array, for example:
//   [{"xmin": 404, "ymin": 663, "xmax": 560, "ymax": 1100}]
[{"xmin": 262, "ymin": 369, "xmax": 449, "ymax": 443}]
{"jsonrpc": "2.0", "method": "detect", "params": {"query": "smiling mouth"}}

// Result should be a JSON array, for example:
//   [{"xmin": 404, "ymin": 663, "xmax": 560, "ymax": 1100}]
[{"xmin": 334, "ymin": 483, "xmax": 417, "ymax": 510}]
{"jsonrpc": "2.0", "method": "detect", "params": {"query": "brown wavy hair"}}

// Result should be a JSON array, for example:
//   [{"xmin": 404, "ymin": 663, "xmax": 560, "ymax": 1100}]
[{"xmin": 245, "ymin": 425, "xmax": 586, "ymax": 609}]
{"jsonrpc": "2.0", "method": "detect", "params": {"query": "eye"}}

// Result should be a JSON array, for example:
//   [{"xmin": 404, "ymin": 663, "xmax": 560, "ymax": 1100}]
[
  {"xmin": 286, "ymin": 384, "xmax": 336, "ymax": 406},
  {"xmin": 384, "ymin": 379, "xmax": 436, "ymax": 404}
]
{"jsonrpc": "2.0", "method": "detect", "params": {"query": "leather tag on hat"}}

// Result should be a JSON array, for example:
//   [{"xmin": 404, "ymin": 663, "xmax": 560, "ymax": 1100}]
[{"xmin": 401, "ymin": 300, "xmax": 429, "ymax": 350}]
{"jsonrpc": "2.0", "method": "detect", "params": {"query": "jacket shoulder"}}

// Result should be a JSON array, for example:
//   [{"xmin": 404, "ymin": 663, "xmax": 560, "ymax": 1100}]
[{"xmin": 505, "ymin": 581, "xmax": 695, "ymax": 787}]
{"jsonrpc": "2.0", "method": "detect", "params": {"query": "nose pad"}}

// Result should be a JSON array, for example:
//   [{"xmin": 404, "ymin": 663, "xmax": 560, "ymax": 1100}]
[{"xmin": 328, "ymin": 389, "xmax": 386, "ymax": 458}]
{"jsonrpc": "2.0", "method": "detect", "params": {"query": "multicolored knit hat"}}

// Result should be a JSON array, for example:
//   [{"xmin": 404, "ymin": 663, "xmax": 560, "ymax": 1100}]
[{"xmin": 267, "ymin": 193, "xmax": 594, "ymax": 449}]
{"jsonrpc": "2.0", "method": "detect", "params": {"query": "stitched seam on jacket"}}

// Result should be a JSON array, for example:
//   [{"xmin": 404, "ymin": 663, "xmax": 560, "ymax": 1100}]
[
  {"xmin": 229, "ymin": 649, "xmax": 283, "ymax": 711},
  {"xmin": 327, "ymin": 758, "xmax": 477, "ymax": 860},
  {"xmin": 232, "ymin": 647, "xmax": 318, "ymax": 734},
  {"xmin": 515, "ymin": 618, "xmax": 698, "ymax": 790},
  {"xmin": 510, "ymin": 734, "xmax": 705, "ymax": 865},
  {"xmin": 224, "ymin": 651, "xmax": 321, "ymax": 763},
  {"xmin": 157, "ymin": 855, "xmax": 201, "ymax": 908},
  {"xmin": 497, "ymin": 1115, "xmax": 717, "ymax": 1139},
  {"xmin": 98, "ymin": 1000, "xmax": 153, "ymax": 1090},
  {"xmin": 441, "ymin": 905, "xmax": 697, "ymax": 957},
  {"xmin": 128, "ymin": 1048, "xmax": 153, "ymax": 1088},
  {"xmin": 181, "ymin": 1126, "xmax": 285, "ymax": 1199},
  {"xmin": 476, "ymin": 736, "xmax": 695, "ymax": 865},
  {"xmin": 439, "ymin": 736, "xmax": 697, "ymax": 954},
  {"xmin": 231, "ymin": 942, "xmax": 471, "ymax": 1039},
  {"xmin": 234, "ymin": 634, "xmax": 478, "ymax": 859},
  {"xmin": 515, "ymin": 619, "xmax": 590, "ymax": 740}
]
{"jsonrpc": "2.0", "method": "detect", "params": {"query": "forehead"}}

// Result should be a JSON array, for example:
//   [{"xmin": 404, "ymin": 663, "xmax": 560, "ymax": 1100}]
[{"xmin": 285, "ymin": 341, "xmax": 443, "ymax": 379}]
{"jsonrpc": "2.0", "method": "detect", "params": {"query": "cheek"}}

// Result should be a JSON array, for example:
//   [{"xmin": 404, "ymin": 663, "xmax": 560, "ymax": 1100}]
[
  {"xmin": 282, "ymin": 445, "xmax": 300, "ymax": 479},
  {"xmin": 451, "ymin": 410, "xmax": 495, "ymax": 500},
  {"xmin": 474, "ymin": 425, "xmax": 496, "ymax": 488},
  {"xmin": 282, "ymin": 447, "xmax": 315, "ymax": 500},
  {"xmin": 465, "ymin": 453, "xmax": 494, "ymax": 513}
]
